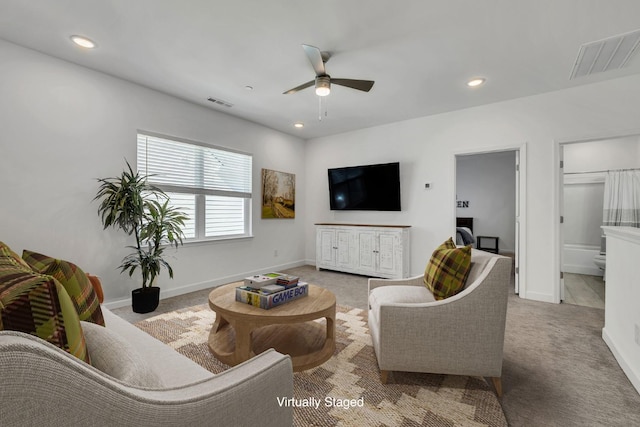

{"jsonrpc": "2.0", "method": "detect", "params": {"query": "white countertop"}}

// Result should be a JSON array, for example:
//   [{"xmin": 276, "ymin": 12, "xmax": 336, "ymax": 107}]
[{"xmin": 602, "ymin": 226, "xmax": 640, "ymax": 245}]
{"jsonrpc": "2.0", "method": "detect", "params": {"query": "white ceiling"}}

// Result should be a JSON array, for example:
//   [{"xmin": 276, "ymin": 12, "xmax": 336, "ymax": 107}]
[{"xmin": 2, "ymin": 0, "xmax": 640, "ymax": 139}]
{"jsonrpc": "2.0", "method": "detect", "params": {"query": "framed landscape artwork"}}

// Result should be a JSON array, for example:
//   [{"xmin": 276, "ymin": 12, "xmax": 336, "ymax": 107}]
[{"xmin": 261, "ymin": 168, "xmax": 295, "ymax": 219}]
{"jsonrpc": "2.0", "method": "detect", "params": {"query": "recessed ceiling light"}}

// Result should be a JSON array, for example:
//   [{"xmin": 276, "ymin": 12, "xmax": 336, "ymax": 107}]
[
  {"xmin": 293, "ymin": 122, "xmax": 304, "ymax": 128},
  {"xmin": 244, "ymin": 85, "xmax": 253, "ymax": 91},
  {"xmin": 467, "ymin": 78, "xmax": 486, "ymax": 87},
  {"xmin": 70, "ymin": 35, "xmax": 96, "ymax": 49}
]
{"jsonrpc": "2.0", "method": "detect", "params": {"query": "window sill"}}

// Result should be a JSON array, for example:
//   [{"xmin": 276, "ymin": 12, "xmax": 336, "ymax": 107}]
[{"xmin": 162, "ymin": 235, "xmax": 254, "ymax": 248}]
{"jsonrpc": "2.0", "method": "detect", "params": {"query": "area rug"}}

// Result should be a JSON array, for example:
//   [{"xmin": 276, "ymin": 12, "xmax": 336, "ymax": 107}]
[{"xmin": 135, "ymin": 304, "xmax": 508, "ymax": 427}]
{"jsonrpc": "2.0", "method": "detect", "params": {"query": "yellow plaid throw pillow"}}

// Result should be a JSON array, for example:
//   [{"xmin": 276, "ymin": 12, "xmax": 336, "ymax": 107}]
[{"xmin": 424, "ymin": 238, "xmax": 472, "ymax": 300}]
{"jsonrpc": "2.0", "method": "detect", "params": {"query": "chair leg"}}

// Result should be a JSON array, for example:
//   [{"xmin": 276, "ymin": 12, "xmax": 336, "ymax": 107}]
[
  {"xmin": 491, "ymin": 377, "xmax": 503, "ymax": 397},
  {"xmin": 380, "ymin": 370, "xmax": 390, "ymax": 384}
]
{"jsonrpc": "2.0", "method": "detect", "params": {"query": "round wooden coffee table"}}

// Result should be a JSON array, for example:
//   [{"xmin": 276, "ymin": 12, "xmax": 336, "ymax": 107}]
[{"xmin": 208, "ymin": 283, "xmax": 336, "ymax": 372}]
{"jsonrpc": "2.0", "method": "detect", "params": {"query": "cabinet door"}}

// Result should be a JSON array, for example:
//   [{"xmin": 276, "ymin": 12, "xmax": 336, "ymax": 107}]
[
  {"xmin": 357, "ymin": 231, "xmax": 377, "ymax": 271},
  {"xmin": 377, "ymin": 232, "xmax": 399, "ymax": 275},
  {"xmin": 336, "ymin": 229, "xmax": 352, "ymax": 268},
  {"xmin": 318, "ymin": 229, "xmax": 336, "ymax": 267}
]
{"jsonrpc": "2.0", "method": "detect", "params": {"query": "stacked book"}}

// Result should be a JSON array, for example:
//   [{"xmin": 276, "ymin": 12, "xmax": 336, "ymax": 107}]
[
  {"xmin": 236, "ymin": 273, "xmax": 308, "ymax": 309},
  {"xmin": 276, "ymin": 274, "xmax": 299, "ymax": 289}
]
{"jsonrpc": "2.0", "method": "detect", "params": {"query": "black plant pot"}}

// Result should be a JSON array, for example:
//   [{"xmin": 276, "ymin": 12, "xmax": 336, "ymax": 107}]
[{"xmin": 132, "ymin": 286, "xmax": 160, "ymax": 313}]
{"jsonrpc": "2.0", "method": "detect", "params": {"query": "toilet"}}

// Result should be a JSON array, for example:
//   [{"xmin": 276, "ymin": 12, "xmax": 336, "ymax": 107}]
[{"xmin": 593, "ymin": 236, "xmax": 606, "ymax": 281}]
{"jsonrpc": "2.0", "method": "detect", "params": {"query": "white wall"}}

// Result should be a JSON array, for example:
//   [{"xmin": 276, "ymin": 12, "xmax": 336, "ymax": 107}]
[
  {"xmin": 0, "ymin": 40, "xmax": 307, "ymax": 306},
  {"xmin": 305, "ymin": 72, "xmax": 640, "ymax": 303},
  {"xmin": 563, "ymin": 182, "xmax": 605, "ymax": 247},
  {"xmin": 456, "ymin": 151, "xmax": 516, "ymax": 253},
  {"xmin": 564, "ymin": 136, "xmax": 640, "ymax": 173}
]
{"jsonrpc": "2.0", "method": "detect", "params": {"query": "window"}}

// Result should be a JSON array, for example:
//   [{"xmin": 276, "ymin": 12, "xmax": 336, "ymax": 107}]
[{"xmin": 137, "ymin": 132, "xmax": 252, "ymax": 241}]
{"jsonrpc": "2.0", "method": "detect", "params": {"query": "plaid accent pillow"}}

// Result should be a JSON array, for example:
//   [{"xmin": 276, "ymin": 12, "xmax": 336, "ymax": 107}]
[
  {"xmin": 86, "ymin": 274, "xmax": 104, "ymax": 304},
  {"xmin": 423, "ymin": 238, "xmax": 472, "ymax": 300},
  {"xmin": 22, "ymin": 250, "xmax": 104, "ymax": 326},
  {"xmin": 0, "ymin": 249, "xmax": 90, "ymax": 363},
  {"xmin": 0, "ymin": 241, "xmax": 31, "ymax": 270}
]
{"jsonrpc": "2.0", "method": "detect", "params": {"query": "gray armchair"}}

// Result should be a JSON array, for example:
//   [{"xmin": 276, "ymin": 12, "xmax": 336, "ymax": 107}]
[{"xmin": 368, "ymin": 249, "xmax": 512, "ymax": 396}]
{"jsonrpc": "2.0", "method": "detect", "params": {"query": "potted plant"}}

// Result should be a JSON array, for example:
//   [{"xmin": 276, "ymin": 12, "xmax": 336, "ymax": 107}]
[{"xmin": 94, "ymin": 161, "xmax": 188, "ymax": 313}]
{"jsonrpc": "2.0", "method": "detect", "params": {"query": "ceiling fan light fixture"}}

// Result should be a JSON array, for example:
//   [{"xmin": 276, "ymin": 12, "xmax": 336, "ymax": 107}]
[{"xmin": 315, "ymin": 76, "xmax": 331, "ymax": 96}]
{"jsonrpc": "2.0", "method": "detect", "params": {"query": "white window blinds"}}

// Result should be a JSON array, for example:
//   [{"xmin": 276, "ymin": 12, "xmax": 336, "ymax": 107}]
[
  {"xmin": 137, "ymin": 133, "xmax": 252, "ymax": 197},
  {"xmin": 205, "ymin": 195, "xmax": 245, "ymax": 237},
  {"xmin": 137, "ymin": 132, "xmax": 252, "ymax": 241}
]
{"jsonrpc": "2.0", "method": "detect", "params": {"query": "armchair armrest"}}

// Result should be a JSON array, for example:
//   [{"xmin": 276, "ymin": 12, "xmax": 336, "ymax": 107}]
[
  {"xmin": 368, "ymin": 275, "xmax": 424, "ymax": 292},
  {"xmin": 0, "ymin": 331, "xmax": 293, "ymax": 427}
]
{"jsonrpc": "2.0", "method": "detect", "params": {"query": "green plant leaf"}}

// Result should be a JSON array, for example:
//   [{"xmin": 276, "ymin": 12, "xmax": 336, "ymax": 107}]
[{"xmin": 95, "ymin": 160, "xmax": 188, "ymax": 290}]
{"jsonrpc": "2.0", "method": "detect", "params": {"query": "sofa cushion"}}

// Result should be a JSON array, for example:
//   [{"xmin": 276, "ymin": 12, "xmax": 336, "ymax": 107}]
[
  {"xmin": 423, "ymin": 238, "xmax": 472, "ymax": 300},
  {"xmin": 101, "ymin": 308, "xmax": 214, "ymax": 387},
  {"xmin": 22, "ymin": 250, "xmax": 104, "ymax": 326},
  {"xmin": 370, "ymin": 285, "xmax": 437, "ymax": 306},
  {"xmin": 369, "ymin": 285, "xmax": 436, "ymax": 324},
  {"xmin": 0, "ymin": 251, "xmax": 90, "ymax": 363},
  {"xmin": 81, "ymin": 320, "xmax": 164, "ymax": 388},
  {"xmin": 464, "ymin": 249, "xmax": 495, "ymax": 289}
]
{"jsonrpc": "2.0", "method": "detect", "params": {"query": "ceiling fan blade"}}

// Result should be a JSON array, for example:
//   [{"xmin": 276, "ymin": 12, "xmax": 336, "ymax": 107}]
[
  {"xmin": 302, "ymin": 44, "xmax": 326, "ymax": 76},
  {"xmin": 331, "ymin": 78, "xmax": 375, "ymax": 92},
  {"xmin": 283, "ymin": 80, "xmax": 315, "ymax": 95}
]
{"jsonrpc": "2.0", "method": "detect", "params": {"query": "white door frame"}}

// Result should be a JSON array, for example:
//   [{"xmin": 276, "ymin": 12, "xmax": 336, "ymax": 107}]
[
  {"xmin": 452, "ymin": 143, "xmax": 527, "ymax": 298},
  {"xmin": 558, "ymin": 144, "xmax": 565, "ymax": 302},
  {"xmin": 553, "ymin": 129, "xmax": 640, "ymax": 303}
]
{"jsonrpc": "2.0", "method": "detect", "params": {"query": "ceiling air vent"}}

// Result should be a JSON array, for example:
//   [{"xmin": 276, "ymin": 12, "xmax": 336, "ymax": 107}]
[
  {"xmin": 570, "ymin": 29, "xmax": 640, "ymax": 80},
  {"xmin": 207, "ymin": 97, "xmax": 233, "ymax": 108}
]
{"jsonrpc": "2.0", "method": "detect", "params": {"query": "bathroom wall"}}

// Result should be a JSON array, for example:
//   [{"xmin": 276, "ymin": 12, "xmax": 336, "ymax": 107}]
[{"xmin": 563, "ymin": 136, "xmax": 640, "ymax": 275}]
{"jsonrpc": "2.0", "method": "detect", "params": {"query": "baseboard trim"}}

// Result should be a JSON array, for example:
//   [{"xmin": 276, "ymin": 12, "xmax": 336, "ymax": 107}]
[
  {"xmin": 103, "ymin": 259, "xmax": 308, "ymax": 310},
  {"xmin": 602, "ymin": 328, "xmax": 640, "ymax": 395},
  {"xmin": 563, "ymin": 264, "xmax": 603, "ymax": 277},
  {"xmin": 522, "ymin": 291, "xmax": 555, "ymax": 303}
]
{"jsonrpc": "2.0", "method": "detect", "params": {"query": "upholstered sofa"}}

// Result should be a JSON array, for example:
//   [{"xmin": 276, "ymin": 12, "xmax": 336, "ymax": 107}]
[
  {"xmin": 368, "ymin": 248, "xmax": 512, "ymax": 395},
  {"xmin": 0, "ymin": 305, "xmax": 294, "ymax": 426},
  {"xmin": 0, "ymin": 240, "xmax": 293, "ymax": 426}
]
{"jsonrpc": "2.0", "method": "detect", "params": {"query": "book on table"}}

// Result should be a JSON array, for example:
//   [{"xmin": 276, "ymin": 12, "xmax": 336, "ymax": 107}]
[
  {"xmin": 235, "ymin": 282, "xmax": 309, "ymax": 309},
  {"xmin": 276, "ymin": 274, "xmax": 299, "ymax": 288},
  {"xmin": 260, "ymin": 284, "xmax": 285, "ymax": 294}
]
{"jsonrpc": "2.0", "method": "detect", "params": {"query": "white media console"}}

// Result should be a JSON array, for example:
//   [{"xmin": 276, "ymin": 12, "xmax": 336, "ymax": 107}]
[{"xmin": 315, "ymin": 223, "xmax": 410, "ymax": 279}]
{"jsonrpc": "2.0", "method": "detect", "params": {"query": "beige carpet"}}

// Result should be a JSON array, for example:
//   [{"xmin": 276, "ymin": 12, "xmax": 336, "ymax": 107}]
[{"xmin": 135, "ymin": 304, "xmax": 508, "ymax": 427}]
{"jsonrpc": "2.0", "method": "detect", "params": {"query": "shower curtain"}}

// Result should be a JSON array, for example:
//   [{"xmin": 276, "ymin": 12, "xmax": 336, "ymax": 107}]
[{"xmin": 603, "ymin": 170, "xmax": 640, "ymax": 227}]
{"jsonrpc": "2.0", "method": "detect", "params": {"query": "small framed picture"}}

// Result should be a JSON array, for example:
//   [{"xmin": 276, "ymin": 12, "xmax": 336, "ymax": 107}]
[{"xmin": 261, "ymin": 169, "xmax": 295, "ymax": 219}]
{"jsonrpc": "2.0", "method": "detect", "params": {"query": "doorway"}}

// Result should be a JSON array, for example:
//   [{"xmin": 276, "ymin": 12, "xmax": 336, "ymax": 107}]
[
  {"xmin": 453, "ymin": 144, "xmax": 526, "ymax": 296},
  {"xmin": 556, "ymin": 134, "xmax": 640, "ymax": 306}
]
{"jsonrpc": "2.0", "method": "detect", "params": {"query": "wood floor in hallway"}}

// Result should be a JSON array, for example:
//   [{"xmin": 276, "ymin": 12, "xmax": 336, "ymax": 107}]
[{"xmin": 563, "ymin": 272, "xmax": 605, "ymax": 309}]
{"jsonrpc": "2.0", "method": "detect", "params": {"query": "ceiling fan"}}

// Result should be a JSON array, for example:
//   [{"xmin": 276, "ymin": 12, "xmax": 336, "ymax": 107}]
[{"xmin": 283, "ymin": 44, "xmax": 375, "ymax": 97}]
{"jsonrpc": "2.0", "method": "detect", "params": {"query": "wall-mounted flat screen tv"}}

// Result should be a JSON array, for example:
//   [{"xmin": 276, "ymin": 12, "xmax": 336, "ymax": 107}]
[{"xmin": 328, "ymin": 162, "xmax": 401, "ymax": 211}]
